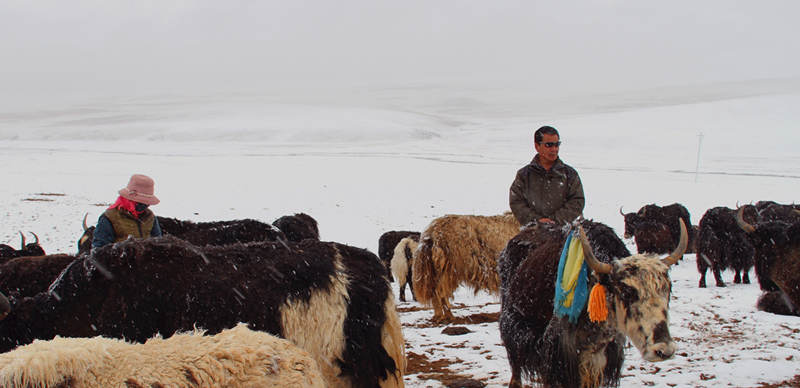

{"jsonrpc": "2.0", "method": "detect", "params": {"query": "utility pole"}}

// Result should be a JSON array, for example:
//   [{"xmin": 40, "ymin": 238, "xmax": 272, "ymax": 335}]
[{"xmin": 695, "ymin": 132, "xmax": 704, "ymax": 183}]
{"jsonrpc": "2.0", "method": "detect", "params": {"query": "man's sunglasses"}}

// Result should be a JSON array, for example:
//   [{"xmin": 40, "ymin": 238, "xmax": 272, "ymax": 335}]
[{"xmin": 539, "ymin": 141, "xmax": 561, "ymax": 148}]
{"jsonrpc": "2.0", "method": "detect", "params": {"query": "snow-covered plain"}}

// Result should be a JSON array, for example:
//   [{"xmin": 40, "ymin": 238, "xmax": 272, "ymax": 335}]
[{"xmin": 1, "ymin": 81, "xmax": 799, "ymax": 387}]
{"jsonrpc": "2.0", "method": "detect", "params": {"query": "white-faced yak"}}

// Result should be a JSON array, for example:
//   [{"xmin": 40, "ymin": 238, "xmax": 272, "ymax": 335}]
[{"xmin": 499, "ymin": 219, "xmax": 687, "ymax": 388}]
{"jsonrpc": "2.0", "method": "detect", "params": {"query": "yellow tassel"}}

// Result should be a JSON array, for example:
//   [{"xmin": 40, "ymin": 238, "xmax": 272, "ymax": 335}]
[{"xmin": 588, "ymin": 284, "xmax": 608, "ymax": 322}]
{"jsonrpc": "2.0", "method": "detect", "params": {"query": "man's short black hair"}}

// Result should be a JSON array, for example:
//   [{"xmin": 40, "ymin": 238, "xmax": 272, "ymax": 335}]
[{"xmin": 534, "ymin": 126, "xmax": 559, "ymax": 144}]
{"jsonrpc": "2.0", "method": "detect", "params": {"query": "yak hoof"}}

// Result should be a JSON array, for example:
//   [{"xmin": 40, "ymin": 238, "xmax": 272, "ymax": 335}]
[
  {"xmin": 716, "ymin": 282, "xmax": 727, "ymax": 287},
  {"xmin": 508, "ymin": 376, "xmax": 524, "ymax": 388},
  {"xmin": 698, "ymin": 281, "xmax": 707, "ymax": 288},
  {"xmin": 431, "ymin": 313, "xmax": 455, "ymax": 324}
]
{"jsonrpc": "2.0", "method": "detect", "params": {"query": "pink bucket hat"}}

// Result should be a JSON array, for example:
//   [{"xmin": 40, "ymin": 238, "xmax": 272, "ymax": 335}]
[{"xmin": 118, "ymin": 174, "xmax": 160, "ymax": 205}]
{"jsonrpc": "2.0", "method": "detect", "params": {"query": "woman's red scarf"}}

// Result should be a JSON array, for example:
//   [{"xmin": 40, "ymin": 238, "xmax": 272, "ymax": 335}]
[{"xmin": 108, "ymin": 196, "xmax": 143, "ymax": 219}]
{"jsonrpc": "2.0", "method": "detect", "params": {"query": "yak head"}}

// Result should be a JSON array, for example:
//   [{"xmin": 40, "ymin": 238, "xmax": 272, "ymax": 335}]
[
  {"xmin": 579, "ymin": 218, "xmax": 687, "ymax": 362},
  {"xmin": 736, "ymin": 207, "xmax": 797, "ymax": 253},
  {"xmin": 14, "ymin": 232, "xmax": 45, "ymax": 257},
  {"xmin": 619, "ymin": 207, "xmax": 642, "ymax": 239},
  {"xmin": 737, "ymin": 207, "xmax": 800, "ymax": 296}
]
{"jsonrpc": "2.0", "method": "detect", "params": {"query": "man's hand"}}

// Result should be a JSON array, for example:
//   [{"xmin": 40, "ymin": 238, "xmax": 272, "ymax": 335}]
[{"xmin": 538, "ymin": 217, "xmax": 555, "ymax": 224}]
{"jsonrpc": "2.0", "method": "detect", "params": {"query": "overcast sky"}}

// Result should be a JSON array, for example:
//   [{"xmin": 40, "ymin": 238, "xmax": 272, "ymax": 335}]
[{"xmin": 2, "ymin": 0, "xmax": 799, "ymax": 100}]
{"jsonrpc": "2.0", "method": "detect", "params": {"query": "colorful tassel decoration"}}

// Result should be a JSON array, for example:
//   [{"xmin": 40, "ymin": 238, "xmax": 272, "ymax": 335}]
[{"xmin": 588, "ymin": 284, "xmax": 608, "ymax": 323}]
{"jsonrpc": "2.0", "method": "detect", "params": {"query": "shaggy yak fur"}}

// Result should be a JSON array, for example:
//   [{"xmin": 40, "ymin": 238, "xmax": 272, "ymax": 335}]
[
  {"xmin": 390, "ymin": 237, "xmax": 419, "ymax": 302},
  {"xmin": 0, "ymin": 254, "xmax": 77, "ymax": 298},
  {"xmin": 78, "ymin": 215, "xmax": 288, "ymax": 254},
  {"xmin": 499, "ymin": 219, "xmax": 685, "ymax": 388},
  {"xmin": 412, "ymin": 212, "xmax": 520, "ymax": 322},
  {"xmin": 0, "ymin": 236, "xmax": 405, "ymax": 388},
  {"xmin": 756, "ymin": 291, "xmax": 799, "ymax": 317},
  {"xmin": 695, "ymin": 206, "xmax": 758, "ymax": 288},
  {"xmin": 155, "ymin": 216, "xmax": 288, "ymax": 246},
  {"xmin": 621, "ymin": 202, "xmax": 696, "ymax": 254},
  {"xmin": 737, "ymin": 210, "xmax": 800, "ymax": 316},
  {"xmin": 0, "ymin": 232, "xmax": 46, "ymax": 262},
  {"xmin": 378, "ymin": 231, "xmax": 420, "ymax": 282},
  {"xmin": 272, "ymin": 213, "xmax": 320, "ymax": 242},
  {"xmin": 755, "ymin": 201, "xmax": 800, "ymax": 223},
  {"xmin": 0, "ymin": 323, "xmax": 324, "ymax": 388}
]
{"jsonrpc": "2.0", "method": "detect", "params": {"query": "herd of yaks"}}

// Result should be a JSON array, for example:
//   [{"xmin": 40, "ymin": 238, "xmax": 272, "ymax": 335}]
[
  {"xmin": 382, "ymin": 201, "xmax": 799, "ymax": 318},
  {"xmin": 0, "ymin": 201, "xmax": 797, "ymax": 387}
]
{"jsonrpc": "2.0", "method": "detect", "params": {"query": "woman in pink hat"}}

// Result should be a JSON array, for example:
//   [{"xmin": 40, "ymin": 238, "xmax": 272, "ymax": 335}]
[{"xmin": 91, "ymin": 174, "xmax": 163, "ymax": 249}]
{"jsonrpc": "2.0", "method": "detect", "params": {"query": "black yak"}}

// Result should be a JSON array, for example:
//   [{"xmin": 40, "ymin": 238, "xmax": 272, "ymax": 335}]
[
  {"xmin": 0, "ymin": 232, "xmax": 45, "ymax": 261},
  {"xmin": 737, "ymin": 207, "xmax": 800, "ymax": 316},
  {"xmin": 695, "ymin": 205, "xmax": 758, "ymax": 287},
  {"xmin": 272, "ymin": 212, "xmax": 320, "ymax": 242},
  {"xmin": 0, "ymin": 254, "xmax": 76, "ymax": 298},
  {"xmin": 621, "ymin": 203, "xmax": 695, "ymax": 254},
  {"xmin": 0, "ymin": 236, "xmax": 405, "ymax": 388},
  {"xmin": 79, "ymin": 214, "xmax": 287, "ymax": 254},
  {"xmin": 499, "ymin": 219, "xmax": 687, "ymax": 388}
]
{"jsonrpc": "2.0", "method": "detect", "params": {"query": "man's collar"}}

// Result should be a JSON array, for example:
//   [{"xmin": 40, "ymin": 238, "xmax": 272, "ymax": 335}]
[{"xmin": 531, "ymin": 154, "xmax": 562, "ymax": 170}]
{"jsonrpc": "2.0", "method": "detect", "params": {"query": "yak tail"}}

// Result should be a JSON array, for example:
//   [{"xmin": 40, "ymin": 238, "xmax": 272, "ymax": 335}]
[
  {"xmin": 411, "ymin": 237, "xmax": 437, "ymax": 306},
  {"xmin": 379, "ymin": 297, "xmax": 406, "ymax": 388}
]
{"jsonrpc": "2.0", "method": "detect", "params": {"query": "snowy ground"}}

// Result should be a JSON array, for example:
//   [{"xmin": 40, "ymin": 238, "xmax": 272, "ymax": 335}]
[
  {"xmin": 394, "ymin": 254, "xmax": 800, "ymax": 388},
  {"xmin": 1, "ymin": 82, "xmax": 799, "ymax": 387}
]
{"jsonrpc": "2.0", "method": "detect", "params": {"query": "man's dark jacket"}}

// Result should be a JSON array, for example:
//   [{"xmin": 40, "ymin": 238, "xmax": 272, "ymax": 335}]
[{"xmin": 509, "ymin": 155, "xmax": 585, "ymax": 226}]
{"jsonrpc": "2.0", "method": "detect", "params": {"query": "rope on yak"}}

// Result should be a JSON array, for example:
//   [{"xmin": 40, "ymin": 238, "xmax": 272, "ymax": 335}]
[
  {"xmin": 588, "ymin": 283, "xmax": 608, "ymax": 322},
  {"xmin": 553, "ymin": 230, "xmax": 588, "ymax": 323}
]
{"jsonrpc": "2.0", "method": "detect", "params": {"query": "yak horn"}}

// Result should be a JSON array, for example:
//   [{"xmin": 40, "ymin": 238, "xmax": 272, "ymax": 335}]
[
  {"xmin": 0, "ymin": 291, "xmax": 9, "ymax": 321},
  {"xmin": 736, "ymin": 207, "xmax": 756, "ymax": 233},
  {"xmin": 619, "ymin": 206, "xmax": 625, "ymax": 216},
  {"xmin": 793, "ymin": 209, "xmax": 800, "ymax": 217},
  {"xmin": 30, "ymin": 232, "xmax": 39, "ymax": 245},
  {"xmin": 578, "ymin": 225, "xmax": 613, "ymax": 274},
  {"xmin": 661, "ymin": 219, "xmax": 688, "ymax": 266},
  {"xmin": 19, "ymin": 231, "xmax": 25, "ymax": 249},
  {"xmin": 83, "ymin": 213, "xmax": 89, "ymax": 231}
]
